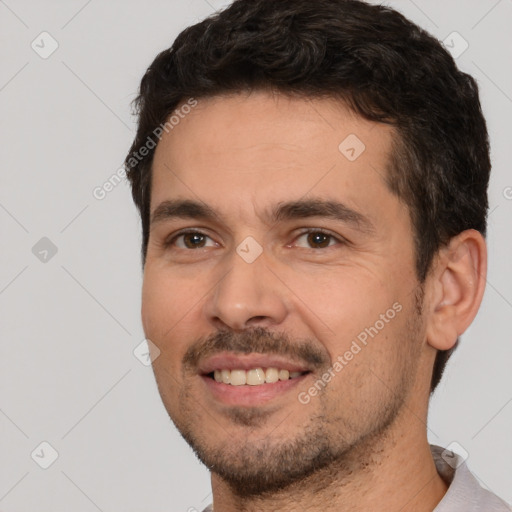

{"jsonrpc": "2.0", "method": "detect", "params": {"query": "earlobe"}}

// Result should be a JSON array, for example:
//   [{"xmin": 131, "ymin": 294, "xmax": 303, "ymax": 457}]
[{"xmin": 426, "ymin": 229, "xmax": 487, "ymax": 351}]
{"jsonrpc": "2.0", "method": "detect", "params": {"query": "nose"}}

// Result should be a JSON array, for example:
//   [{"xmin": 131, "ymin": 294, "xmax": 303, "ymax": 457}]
[{"xmin": 203, "ymin": 248, "xmax": 288, "ymax": 331}]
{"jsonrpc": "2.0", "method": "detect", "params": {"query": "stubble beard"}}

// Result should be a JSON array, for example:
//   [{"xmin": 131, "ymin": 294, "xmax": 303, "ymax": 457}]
[
  {"xmin": 172, "ymin": 383, "xmax": 408, "ymax": 498},
  {"xmin": 158, "ymin": 290, "xmax": 424, "ymax": 498}
]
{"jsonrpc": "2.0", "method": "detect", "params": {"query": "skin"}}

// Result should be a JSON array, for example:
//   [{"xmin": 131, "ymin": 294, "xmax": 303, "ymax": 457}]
[{"xmin": 141, "ymin": 91, "xmax": 487, "ymax": 511}]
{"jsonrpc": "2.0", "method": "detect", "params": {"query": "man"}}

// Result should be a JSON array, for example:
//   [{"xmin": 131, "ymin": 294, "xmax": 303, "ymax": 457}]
[{"xmin": 124, "ymin": 0, "xmax": 511, "ymax": 510}]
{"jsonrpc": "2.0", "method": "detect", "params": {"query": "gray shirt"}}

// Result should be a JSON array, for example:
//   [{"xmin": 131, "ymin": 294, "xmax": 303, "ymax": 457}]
[
  {"xmin": 201, "ymin": 445, "xmax": 511, "ymax": 511},
  {"xmin": 431, "ymin": 445, "xmax": 511, "ymax": 511}
]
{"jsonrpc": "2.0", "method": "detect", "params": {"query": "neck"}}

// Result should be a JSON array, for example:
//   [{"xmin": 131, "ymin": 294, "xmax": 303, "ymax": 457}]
[{"xmin": 209, "ymin": 413, "xmax": 447, "ymax": 512}]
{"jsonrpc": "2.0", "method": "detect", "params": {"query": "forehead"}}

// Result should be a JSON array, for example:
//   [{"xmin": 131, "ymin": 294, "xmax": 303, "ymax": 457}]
[{"xmin": 150, "ymin": 91, "xmax": 398, "ymax": 224}]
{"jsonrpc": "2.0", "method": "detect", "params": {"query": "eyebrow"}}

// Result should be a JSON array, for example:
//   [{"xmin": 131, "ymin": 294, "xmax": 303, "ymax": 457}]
[
  {"xmin": 271, "ymin": 199, "xmax": 375, "ymax": 234},
  {"xmin": 150, "ymin": 198, "xmax": 375, "ymax": 234},
  {"xmin": 150, "ymin": 199, "xmax": 221, "ymax": 226}
]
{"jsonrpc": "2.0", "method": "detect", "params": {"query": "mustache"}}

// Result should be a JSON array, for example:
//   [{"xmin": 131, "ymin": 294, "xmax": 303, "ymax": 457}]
[{"xmin": 182, "ymin": 326, "xmax": 330, "ymax": 373}]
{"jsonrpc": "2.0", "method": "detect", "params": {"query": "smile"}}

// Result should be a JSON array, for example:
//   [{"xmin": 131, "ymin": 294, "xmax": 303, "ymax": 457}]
[{"xmin": 211, "ymin": 367, "xmax": 307, "ymax": 386}]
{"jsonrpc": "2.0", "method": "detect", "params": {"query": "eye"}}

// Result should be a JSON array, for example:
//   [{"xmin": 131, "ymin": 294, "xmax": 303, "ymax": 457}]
[
  {"xmin": 168, "ymin": 230, "xmax": 218, "ymax": 249},
  {"xmin": 293, "ymin": 229, "xmax": 343, "ymax": 249}
]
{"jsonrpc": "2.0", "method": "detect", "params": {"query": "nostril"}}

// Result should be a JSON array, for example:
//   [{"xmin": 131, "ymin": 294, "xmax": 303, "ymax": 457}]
[{"xmin": 247, "ymin": 315, "xmax": 268, "ymax": 323}]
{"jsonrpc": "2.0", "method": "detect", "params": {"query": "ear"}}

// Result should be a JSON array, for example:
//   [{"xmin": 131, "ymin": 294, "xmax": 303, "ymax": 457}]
[{"xmin": 425, "ymin": 229, "xmax": 487, "ymax": 351}]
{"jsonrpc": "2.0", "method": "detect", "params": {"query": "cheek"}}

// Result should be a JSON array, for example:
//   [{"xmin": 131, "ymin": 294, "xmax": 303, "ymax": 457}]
[
  {"xmin": 141, "ymin": 271, "xmax": 190, "ymax": 406},
  {"xmin": 320, "ymin": 308, "xmax": 417, "ymax": 426},
  {"xmin": 288, "ymin": 267, "xmax": 395, "ymax": 347},
  {"xmin": 141, "ymin": 268, "xmax": 192, "ymax": 366},
  {"xmin": 142, "ymin": 265, "xmax": 195, "ymax": 337},
  {"xmin": 141, "ymin": 273, "xmax": 167, "ymax": 341}
]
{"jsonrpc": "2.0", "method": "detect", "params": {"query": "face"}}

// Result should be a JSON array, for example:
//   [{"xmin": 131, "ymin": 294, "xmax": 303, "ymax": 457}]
[{"xmin": 142, "ymin": 91, "xmax": 428, "ymax": 495}]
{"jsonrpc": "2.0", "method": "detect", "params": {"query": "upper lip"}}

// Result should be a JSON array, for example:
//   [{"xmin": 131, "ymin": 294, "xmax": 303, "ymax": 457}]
[{"xmin": 198, "ymin": 352, "xmax": 312, "ymax": 375}]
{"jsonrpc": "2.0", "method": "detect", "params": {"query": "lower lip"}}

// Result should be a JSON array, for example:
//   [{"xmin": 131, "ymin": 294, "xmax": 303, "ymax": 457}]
[{"xmin": 201, "ymin": 374, "xmax": 308, "ymax": 406}]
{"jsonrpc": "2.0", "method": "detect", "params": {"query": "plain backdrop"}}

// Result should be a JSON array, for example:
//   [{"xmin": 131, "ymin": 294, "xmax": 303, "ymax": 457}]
[{"xmin": 1, "ymin": 0, "xmax": 511, "ymax": 510}]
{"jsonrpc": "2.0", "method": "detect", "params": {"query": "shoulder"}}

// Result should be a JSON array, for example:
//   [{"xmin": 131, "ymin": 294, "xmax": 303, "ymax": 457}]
[{"xmin": 431, "ymin": 445, "xmax": 512, "ymax": 512}]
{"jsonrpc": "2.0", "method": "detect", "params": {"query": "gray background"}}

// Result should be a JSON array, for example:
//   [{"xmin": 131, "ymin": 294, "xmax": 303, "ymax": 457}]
[{"xmin": 1, "ymin": 0, "xmax": 511, "ymax": 510}]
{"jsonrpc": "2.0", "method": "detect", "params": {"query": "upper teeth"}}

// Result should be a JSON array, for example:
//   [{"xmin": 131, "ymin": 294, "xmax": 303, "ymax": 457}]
[{"xmin": 213, "ymin": 368, "xmax": 303, "ymax": 386}]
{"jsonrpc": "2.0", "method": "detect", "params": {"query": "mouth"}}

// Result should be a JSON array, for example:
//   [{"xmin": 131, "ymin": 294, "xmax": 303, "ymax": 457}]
[
  {"xmin": 206, "ymin": 367, "xmax": 310, "ymax": 385},
  {"xmin": 198, "ymin": 353, "xmax": 313, "ymax": 406}
]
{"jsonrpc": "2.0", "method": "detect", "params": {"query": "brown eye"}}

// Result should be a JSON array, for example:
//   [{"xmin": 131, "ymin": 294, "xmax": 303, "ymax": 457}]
[
  {"xmin": 294, "ymin": 230, "xmax": 340, "ymax": 249},
  {"xmin": 306, "ymin": 232, "xmax": 332, "ymax": 248},
  {"xmin": 170, "ymin": 231, "xmax": 216, "ymax": 249},
  {"xmin": 183, "ymin": 233, "xmax": 206, "ymax": 248}
]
